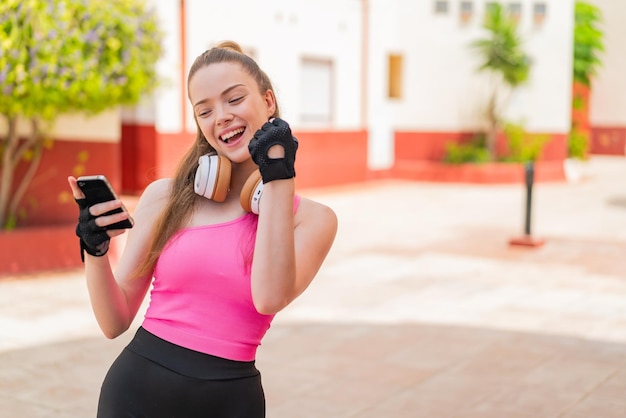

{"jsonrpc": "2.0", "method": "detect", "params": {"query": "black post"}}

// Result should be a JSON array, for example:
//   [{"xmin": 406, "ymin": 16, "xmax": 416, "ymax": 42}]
[
  {"xmin": 524, "ymin": 162, "xmax": 534, "ymax": 236},
  {"xmin": 510, "ymin": 161, "xmax": 544, "ymax": 247}
]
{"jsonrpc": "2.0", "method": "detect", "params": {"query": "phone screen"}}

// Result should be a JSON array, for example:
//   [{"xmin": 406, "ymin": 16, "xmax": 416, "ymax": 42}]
[{"xmin": 77, "ymin": 175, "xmax": 134, "ymax": 230}]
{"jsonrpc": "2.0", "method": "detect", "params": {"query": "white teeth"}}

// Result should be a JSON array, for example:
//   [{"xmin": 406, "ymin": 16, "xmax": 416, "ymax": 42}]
[{"xmin": 221, "ymin": 127, "xmax": 244, "ymax": 142}]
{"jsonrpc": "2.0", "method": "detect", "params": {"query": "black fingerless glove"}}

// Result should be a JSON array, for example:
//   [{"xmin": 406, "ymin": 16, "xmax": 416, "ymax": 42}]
[
  {"xmin": 75, "ymin": 198, "xmax": 110, "ymax": 262},
  {"xmin": 248, "ymin": 118, "xmax": 298, "ymax": 183}
]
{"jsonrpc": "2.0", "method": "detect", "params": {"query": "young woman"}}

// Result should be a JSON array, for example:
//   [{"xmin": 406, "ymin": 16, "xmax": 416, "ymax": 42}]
[{"xmin": 67, "ymin": 40, "xmax": 338, "ymax": 417}]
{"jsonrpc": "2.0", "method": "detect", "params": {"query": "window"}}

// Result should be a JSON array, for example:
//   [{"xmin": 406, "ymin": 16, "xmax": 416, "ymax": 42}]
[
  {"xmin": 460, "ymin": 1, "xmax": 473, "ymax": 23},
  {"xmin": 388, "ymin": 54, "xmax": 403, "ymax": 99},
  {"xmin": 299, "ymin": 58, "xmax": 333, "ymax": 124},
  {"xmin": 533, "ymin": 3, "xmax": 547, "ymax": 24},
  {"xmin": 508, "ymin": 2, "xmax": 522, "ymax": 22},
  {"xmin": 434, "ymin": 1, "xmax": 449, "ymax": 14}
]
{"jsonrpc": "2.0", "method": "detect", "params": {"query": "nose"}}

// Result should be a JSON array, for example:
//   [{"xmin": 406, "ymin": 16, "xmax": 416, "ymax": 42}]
[{"xmin": 215, "ymin": 105, "xmax": 233, "ymax": 126}]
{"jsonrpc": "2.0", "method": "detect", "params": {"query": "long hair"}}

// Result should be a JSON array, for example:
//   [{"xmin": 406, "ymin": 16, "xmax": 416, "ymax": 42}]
[{"xmin": 133, "ymin": 41, "xmax": 280, "ymax": 278}]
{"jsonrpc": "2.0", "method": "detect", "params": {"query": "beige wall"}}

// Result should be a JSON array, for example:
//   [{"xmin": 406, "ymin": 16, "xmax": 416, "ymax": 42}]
[{"xmin": 0, "ymin": 109, "xmax": 120, "ymax": 143}]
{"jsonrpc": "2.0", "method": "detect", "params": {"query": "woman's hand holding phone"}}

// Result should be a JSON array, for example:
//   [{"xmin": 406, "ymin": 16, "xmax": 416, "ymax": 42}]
[{"xmin": 68, "ymin": 176, "xmax": 133, "ymax": 261}]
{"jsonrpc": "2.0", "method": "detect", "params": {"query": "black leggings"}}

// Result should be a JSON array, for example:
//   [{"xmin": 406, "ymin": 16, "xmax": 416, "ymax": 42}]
[{"xmin": 97, "ymin": 327, "xmax": 265, "ymax": 418}]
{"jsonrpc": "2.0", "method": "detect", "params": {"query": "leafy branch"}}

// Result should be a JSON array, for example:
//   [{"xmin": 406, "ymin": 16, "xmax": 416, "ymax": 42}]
[{"xmin": 0, "ymin": 0, "xmax": 163, "ymax": 228}]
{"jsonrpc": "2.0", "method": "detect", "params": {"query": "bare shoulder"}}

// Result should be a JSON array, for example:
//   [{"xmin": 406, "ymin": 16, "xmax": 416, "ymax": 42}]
[
  {"xmin": 293, "ymin": 197, "xmax": 337, "ymax": 274},
  {"xmin": 133, "ymin": 178, "xmax": 172, "ymax": 218},
  {"xmin": 139, "ymin": 178, "xmax": 171, "ymax": 203},
  {"xmin": 296, "ymin": 197, "xmax": 338, "ymax": 235},
  {"xmin": 115, "ymin": 178, "xmax": 173, "ymax": 278}
]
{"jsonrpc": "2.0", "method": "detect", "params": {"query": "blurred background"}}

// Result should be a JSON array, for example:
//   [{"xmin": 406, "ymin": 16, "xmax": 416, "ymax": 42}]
[{"xmin": 0, "ymin": 0, "xmax": 622, "ymax": 274}]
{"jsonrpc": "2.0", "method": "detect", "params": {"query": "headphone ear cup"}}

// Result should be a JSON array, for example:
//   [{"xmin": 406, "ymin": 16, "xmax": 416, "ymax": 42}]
[
  {"xmin": 212, "ymin": 156, "xmax": 231, "ymax": 202},
  {"xmin": 194, "ymin": 154, "xmax": 232, "ymax": 202},
  {"xmin": 240, "ymin": 170, "xmax": 263, "ymax": 214}
]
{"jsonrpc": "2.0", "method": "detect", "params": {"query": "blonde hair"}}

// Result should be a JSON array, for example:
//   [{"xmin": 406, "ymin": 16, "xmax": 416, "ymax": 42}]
[{"xmin": 134, "ymin": 41, "xmax": 279, "ymax": 278}]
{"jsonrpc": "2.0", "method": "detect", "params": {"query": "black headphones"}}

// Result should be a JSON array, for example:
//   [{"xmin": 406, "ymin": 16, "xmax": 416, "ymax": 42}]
[{"xmin": 194, "ymin": 154, "xmax": 263, "ymax": 214}]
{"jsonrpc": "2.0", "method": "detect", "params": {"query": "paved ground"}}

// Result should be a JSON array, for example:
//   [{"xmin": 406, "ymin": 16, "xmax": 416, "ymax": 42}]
[{"xmin": 1, "ymin": 156, "xmax": 626, "ymax": 417}]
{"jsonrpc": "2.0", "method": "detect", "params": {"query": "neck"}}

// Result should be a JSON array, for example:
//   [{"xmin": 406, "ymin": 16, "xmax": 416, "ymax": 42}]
[{"xmin": 229, "ymin": 159, "xmax": 258, "ymax": 192}]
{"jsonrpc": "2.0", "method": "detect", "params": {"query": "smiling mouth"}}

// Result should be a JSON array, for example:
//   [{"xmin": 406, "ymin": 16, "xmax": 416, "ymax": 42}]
[{"xmin": 220, "ymin": 127, "xmax": 245, "ymax": 143}]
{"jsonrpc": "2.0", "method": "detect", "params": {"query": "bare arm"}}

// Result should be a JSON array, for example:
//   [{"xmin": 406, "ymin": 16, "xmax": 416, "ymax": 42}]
[
  {"xmin": 251, "ymin": 178, "xmax": 337, "ymax": 314},
  {"xmin": 68, "ymin": 176, "xmax": 169, "ymax": 338}
]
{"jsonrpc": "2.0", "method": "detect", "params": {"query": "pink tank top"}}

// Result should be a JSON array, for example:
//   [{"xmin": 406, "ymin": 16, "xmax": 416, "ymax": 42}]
[{"xmin": 142, "ymin": 196, "xmax": 300, "ymax": 362}]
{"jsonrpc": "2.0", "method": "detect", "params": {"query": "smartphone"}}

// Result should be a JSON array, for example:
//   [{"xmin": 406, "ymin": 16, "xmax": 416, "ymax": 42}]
[{"xmin": 76, "ymin": 175, "xmax": 134, "ymax": 230}]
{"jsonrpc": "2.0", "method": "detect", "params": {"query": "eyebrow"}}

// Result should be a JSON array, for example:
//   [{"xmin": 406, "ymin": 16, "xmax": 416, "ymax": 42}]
[{"xmin": 193, "ymin": 84, "xmax": 245, "ymax": 108}]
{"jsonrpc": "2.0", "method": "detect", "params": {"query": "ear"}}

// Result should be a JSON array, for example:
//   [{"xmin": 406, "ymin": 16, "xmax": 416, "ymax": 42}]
[{"xmin": 263, "ymin": 89, "xmax": 277, "ymax": 117}]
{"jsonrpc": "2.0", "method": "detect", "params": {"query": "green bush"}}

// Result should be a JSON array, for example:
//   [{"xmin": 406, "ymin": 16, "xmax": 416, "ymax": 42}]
[
  {"xmin": 568, "ymin": 127, "xmax": 589, "ymax": 160},
  {"xmin": 500, "ymin": 122, "xmax": 549, "ymax": 162},
  {"xmin": 443, "ymin": 124, "xmax": 550, "ymax": 165},
  {"xmin": 443, "ymin": 135, "xmax": 491, "ymax": 164}
]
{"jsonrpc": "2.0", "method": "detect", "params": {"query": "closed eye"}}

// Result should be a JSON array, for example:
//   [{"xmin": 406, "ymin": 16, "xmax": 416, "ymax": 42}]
[
  {"xmin": 197, "ymin": 109, "xmax": 213, "ymax": 118},
  {"xmin": 229, "ymin": 96, "xmax": 244, "ymax": 104}
]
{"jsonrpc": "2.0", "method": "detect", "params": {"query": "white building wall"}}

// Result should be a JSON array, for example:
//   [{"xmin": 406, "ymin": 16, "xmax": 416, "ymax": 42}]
[
  {"xmin": 116, "ymin": 0, "xmax": 181, "ymax": 132},
  {"xmin": 366, "ymin": 0, "xmax": 402, "ymax": 169},
  {"xmin": 588, "ymin": 0, "xmax": 626, "ymax": 126},
  {"xmin": 520, "ymin": 0, "xmax": 574, "ymax": 132},
  {"xmin": 148, "ymin": 0, "xmax": 577, "ymax": 169},
  {"xmin": 184, "ymin": 0, "xmax": 362, "ymax": 132},
  {"xmin": 151, "ymin": 0, "xmax": 183, "ymax": 133},
  {"xmin": 368, "ymin": 0, "xmax": 573, "ymax": 134}
]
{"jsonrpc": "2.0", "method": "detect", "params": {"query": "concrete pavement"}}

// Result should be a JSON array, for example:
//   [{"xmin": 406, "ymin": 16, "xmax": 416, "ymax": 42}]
[{"xmin": 1, "ymin": 156, "xmax": 626, "ymax": 417}]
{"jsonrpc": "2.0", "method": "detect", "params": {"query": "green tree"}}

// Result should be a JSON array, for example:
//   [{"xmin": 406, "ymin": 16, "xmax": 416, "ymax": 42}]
[
  {"xmin": 573, "ymin": 1, "xmax": 604, "ymax": 87},
  {"xmin": 569, "ymin": 1, "xmax": 604, "ymax": 159},
  {"xmin": 0, "ymin": 0, "xmax": 162, "ymax": 229},
  {"xmin": 470, "ymin": 3, "xmax": 531, "ymax": 160}
]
